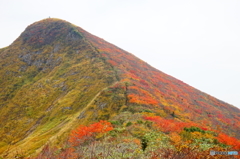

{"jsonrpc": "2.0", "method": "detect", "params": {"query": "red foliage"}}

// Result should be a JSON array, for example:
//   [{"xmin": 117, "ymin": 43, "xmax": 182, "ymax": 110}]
[
  {"xmin": 216, "ymin": 133, "xmax": 240, "ymax": 150},
  {"xmin": 80, "ymin": 21, "xmax": 240, "ymax": 139},
  {"xmin": 194, "ymin": 109, "xmax": 202, "ymax": 114},
  {"xmin": 126, "ymin": 72, "xmax": 140, "ymax": 80},
  {"xmin": 201, "ymin": 127, "xmax": 208, "ymax": 131},
  {"xmin": 207, "ymin": 114, "xmax": 212, "ymax": 118},
  {"xmin": 143, "ymin": 116, "xmax": 197, "ymax": 133},
  {"xmin": 140, "ymin": 79, "xmax": 149, "ymax": 87},
  {"xmin": 217, "ymin": 113, "xmax": 224, "ymax": 119},
  {"xmin": 127, "ymin": 85, "xmax": 158, "ymax": 105},
  {"xmin": 129, "ymin": 70, "xmax": 137, "ymax": 74},
  {"xmin": 69, "ymin": 120, "xmax": 113, "ymax": 146},
  {"xmin": 108, "ymin": 60, "xmax": 118, "ymax": 66},
  {"xmin": 128, "ymin": 94, "xmax": 158, "ymax": 105}
]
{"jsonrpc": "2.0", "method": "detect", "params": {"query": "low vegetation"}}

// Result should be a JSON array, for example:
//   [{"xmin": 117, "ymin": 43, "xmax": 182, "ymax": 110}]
[
  {"xmin": 0, "ymin": 18, "xmax": 239, "ymax": 158},
  {"xmin": 28, "ymin": 113, "xmax": 239, "ymax": 158}
]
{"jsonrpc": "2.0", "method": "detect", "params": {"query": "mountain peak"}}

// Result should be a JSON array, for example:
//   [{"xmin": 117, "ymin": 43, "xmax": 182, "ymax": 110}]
[
  {"xmin": 0, "ymin": 18, "xmax": 240, "ymax": 157},
  {"xmin": 16, "ymin": 18, "xmax": 83, "ymax": 47}
]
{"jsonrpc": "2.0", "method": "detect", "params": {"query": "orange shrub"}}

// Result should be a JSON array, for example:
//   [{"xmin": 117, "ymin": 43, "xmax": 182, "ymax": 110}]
[
  {"xmin": 69, "ymin": 120, "xmax": 113, "ymax": 146},
  {"xmin": 143, "ymin": 116, "xmax": 196, "ymax": 133},
  {"xmin": 216, "ymin": 133, "xmax": 240, "ymax": 150}
]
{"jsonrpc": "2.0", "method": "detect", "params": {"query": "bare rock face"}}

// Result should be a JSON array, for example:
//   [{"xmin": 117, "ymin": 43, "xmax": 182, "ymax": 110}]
[
  {"xmin": 18, "ymin": 50, "xmax": 62, "ymax": 71},
  {"xmin": 20, "ymin": 19, "xmax": 82, "ymax": 47},
  {"xmin": 13, "ymin": 19, "xmax": 85, "ymax": 73}
]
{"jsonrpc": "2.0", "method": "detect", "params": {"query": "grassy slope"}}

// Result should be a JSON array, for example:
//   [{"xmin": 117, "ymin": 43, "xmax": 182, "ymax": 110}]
[
  {"xmin": 0, "ymin": 18, "xmax": 239, "ymax": 157},
  {"xmin": 0, "ymin": 19, "xmax": 120, "ymax": 156},
  {"xmin": 79, "ymin": 25, "xmax": 240, "ymax": 139}
]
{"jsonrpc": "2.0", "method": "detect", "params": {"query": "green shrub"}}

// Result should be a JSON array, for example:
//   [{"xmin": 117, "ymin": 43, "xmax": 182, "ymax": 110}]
[
  {"xmin": 126, "ymin": 122, "xmax": 132, "ymax": 127},
  {"xmin": 184, "ymin": 126, "xmax": 205, "ymax": 133},
  {"xmin": 110, "ymin": 120, "xmax": 121, "ymax": 125}
]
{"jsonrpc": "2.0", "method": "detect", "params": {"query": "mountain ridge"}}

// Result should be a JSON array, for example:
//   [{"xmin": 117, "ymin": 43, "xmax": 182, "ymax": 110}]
[{"xmin": 0, "ymin": 18, "xmax": 239, "ymax": 157}]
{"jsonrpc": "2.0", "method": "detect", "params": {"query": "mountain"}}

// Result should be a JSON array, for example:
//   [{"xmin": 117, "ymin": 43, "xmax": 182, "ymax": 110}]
[{"xmin": 0, "ymin": 18, "xmax": 239, "ymax": 158}]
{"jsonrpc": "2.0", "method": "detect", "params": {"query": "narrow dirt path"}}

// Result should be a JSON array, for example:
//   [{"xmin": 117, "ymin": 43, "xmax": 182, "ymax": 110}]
[{"xmin": 35, "ymin": 81, "xmax": 119, "ymax": 153}]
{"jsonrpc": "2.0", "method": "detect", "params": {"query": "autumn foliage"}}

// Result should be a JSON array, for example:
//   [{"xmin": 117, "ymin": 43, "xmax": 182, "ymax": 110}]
[
  {"xmin": 1, "ymin": 18, "xmax": 240, "ymax": 158},
  {"xmin": 69, "ymin": 120, "xmax": 113, "ymax": 146},
  {"xmin": 80, "ymin": 18, "xmax": 240, "ymax": 140},
  {"xmin": 216, "ymin": 133, "xmax": 240, "ymax": 150},
  {"xmin": 143, "ymin": 116, "xmax": 197, "ymax": 133}
]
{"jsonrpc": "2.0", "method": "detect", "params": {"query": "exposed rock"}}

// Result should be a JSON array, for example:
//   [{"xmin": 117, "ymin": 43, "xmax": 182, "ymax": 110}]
[
  {"xmin": 98, "ymin": 103, "xmax": 107, "ymax": 109},
  {"xmin": 78, "ymin": 111, "xmax": 85, "ymax": 119},
  {"xmin": 53, "ymin": 44, "xmax": 61, "ymax": 52}
]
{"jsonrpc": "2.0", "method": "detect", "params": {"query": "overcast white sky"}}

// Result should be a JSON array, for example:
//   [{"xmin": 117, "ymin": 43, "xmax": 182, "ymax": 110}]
[{"xmin": 0, "ymin": 0, "xmax": 239, "ymax": 109}]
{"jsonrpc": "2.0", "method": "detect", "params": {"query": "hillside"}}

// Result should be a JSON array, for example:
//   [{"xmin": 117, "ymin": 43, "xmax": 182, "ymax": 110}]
[{"xmin": 0, "ymin": 18, "xmax": 239, "ymax": 158}]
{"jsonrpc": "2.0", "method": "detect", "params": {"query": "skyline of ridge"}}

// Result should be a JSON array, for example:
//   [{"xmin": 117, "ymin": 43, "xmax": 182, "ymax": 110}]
[
  {"xmin": 1, "ymin": 0, "xmax": 240, "ymax": 109},
  {"xmin": 0, "ymin": 17, "xmax": 239, "ymax": 157},
  {"xmin": 0, "ymin": 17, "xmax": 239, "ymax": 108}
]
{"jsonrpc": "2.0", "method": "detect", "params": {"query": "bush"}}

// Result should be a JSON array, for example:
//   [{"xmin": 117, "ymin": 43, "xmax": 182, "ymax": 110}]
[
  {"xmin": 184, "ymin": 126, "xmax": 205, "ymax": 133},
  {"xmin": 126, "ymin": 122, "xmax": 132, "ymax": 127}
]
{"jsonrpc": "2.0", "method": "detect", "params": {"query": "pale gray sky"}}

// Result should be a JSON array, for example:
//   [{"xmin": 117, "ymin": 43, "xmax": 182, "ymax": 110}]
[{"xmin": 1, "ymin": 0, "xmax": 239, "ymax": 109}]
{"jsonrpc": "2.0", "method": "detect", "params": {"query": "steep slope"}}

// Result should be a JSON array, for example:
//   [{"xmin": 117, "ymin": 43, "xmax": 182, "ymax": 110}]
[
  {"xmin": 0, "ymin": 19, "xmax": 120, "ymax": 156},
  {"xmin": 0, "ymin": 18, "xmax": 239, "ymax": 157},
  {"xmin": 79, "ymin": 26, "xmax": 240, "ymax": 138}
]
